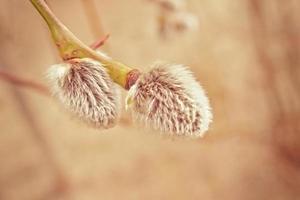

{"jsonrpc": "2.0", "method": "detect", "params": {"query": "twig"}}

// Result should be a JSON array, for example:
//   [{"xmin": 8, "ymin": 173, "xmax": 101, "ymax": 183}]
[
  {"xmin": 0, "ymin": 69, "xmax": 49, "ymax": 96},
  {"xmin": 89, "ymin": 34, "xmax": 110, "ymax": 50},
  {"xmin": 80, "ymin": 0, "xmax": 108, "ymax": 48},
  {"xmin": 30, "ymin": 0, "xmax": 137, "ymax": 89}
]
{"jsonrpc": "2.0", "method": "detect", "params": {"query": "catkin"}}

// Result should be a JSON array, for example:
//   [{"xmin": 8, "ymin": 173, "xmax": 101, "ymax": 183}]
[{"xmin": 47, "ymin": 58, "xmax": 120, "ymax": 128}]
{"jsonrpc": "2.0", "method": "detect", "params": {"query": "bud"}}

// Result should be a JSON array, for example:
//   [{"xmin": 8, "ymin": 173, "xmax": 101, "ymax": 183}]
[
  {"xmin": 126, "ymin": 63, "xmax": 212, "ymax": 137},
  {"xmin": 47, "ymin": 58, "xmax": 120, "ymax": 128},
  {"xmin": 148, "ymin": 0, "xmax": 185, "ymax": 11},
  {"xmin": 171, "ymin": 12, "xmax": 199, "ymax": 32}
]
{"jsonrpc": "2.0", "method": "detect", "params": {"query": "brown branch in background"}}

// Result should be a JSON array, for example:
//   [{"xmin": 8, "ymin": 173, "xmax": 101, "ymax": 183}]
[
  {"xmin": 248, "ymin": 0, "xmax": 300, "ymax": 165},
  {"xmin": 248, "ymin": 0, "xmax": 283, "ymax": 115},
  {"xmin": 80, "ymin": 0, "xmax": 110, "ymax": 51},
  {"xmin": 0, "ymin": 69, "xmax": 50, "ymax": 96}
]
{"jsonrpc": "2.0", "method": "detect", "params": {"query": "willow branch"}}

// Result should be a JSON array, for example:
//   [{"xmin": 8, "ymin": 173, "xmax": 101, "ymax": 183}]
[{"xmin": 29, "ymin": 0, "xmax": 139, "ymax": 89}]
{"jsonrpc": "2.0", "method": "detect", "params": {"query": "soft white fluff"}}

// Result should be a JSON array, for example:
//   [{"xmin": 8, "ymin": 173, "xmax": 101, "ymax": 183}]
[
  {"xmin": 126, "ymin": 62, "xmax": 212, "ymax": 137},
  {"xmin": 47, "ymin": 58, "xmax": 120, "ymax": 128}
]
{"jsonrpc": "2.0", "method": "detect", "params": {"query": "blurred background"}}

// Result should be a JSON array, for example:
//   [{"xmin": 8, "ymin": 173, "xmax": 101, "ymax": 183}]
[{"xmin": 0, "ymin": 0, "xmax": 299, "ymax": 199}]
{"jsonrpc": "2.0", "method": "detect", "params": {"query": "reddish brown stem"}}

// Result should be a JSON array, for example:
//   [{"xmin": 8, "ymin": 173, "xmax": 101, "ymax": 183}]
[{"xmin": 89, "ymin": 34, "xmax": 110, "ymax": 50}]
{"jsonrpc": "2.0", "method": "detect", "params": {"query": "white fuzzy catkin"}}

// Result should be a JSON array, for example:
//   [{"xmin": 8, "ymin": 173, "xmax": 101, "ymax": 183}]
[
  {"xmin": 126, "ymin": 63, "xmax": 212, "ymax": 137},
  {"xmin": 47, "ymin": 58, "xmax": 120, "ymax": 128}
]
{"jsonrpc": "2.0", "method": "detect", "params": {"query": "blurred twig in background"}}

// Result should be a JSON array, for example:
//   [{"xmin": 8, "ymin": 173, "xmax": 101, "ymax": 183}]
[
  {"xmin": 0, "ymin": 69, "xmax": 49, "ymax": 96},
  {"xmin": 248, "ymin": 0, "xmax": 300, "ymax": 164},
  {"xmin": 80, "ymin": 0, "xmax": 110, "ymax": 51}
]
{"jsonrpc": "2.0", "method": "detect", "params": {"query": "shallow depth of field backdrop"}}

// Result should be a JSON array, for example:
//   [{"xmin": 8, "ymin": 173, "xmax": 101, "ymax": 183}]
[{"xmin": 0, "ymin": 0, "xmax": 300, "ymax": 199}]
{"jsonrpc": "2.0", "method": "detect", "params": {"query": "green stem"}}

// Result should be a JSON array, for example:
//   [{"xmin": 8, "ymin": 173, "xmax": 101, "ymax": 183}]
[{"xmin": 29, "ymin": 0, "xmax": 138, "ymax": 89}]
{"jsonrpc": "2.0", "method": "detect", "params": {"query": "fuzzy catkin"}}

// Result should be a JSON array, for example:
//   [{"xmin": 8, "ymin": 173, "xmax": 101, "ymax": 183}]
[
  {"xmin": 126, "ymin": 63, "xmax": 212, "ymax": 137},
  {"xmin": 47, "ymin": 58, "xmax": 120, "ymax": 128}
]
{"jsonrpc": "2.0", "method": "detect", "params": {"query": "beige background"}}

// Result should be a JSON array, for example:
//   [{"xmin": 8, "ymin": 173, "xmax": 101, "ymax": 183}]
[{"xmin": 0, "ymin": 0, "xmax": 299, "ymax": 199}]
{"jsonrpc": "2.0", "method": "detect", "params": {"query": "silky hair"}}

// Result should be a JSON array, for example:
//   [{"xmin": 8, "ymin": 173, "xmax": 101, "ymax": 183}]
[
  {"xmin": 126, "ymin": 62, "xmax": 212, "ymax": 137},
  {"xmin": 47, "ymin": 58, "xmax": 120, "ymax": 128}
]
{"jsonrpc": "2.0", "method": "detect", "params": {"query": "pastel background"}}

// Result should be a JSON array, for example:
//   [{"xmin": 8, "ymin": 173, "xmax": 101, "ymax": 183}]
[{"xmin": 0, "ymin": 0, "xmax": 299, "ymax": 199}]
